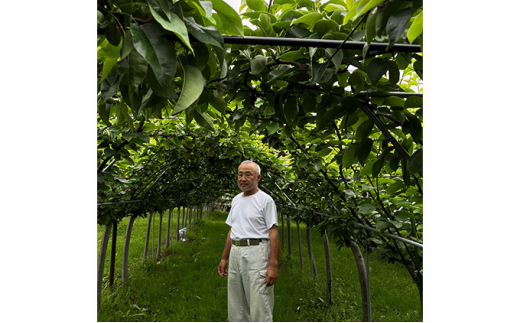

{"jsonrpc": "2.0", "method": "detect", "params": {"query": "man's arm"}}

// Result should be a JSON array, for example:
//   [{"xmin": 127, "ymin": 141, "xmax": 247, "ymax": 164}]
[
  {"xmin": 218, "ymin": 229, "xmax": 232, "ymax": 277},
  {"xmin": 265, "ymin": 225, "xmax": 279, "ymax": 286}
]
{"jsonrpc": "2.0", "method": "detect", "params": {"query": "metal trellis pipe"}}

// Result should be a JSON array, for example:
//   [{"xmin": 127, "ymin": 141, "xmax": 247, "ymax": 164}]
[
  {"xmin": 222, "ymin": 36, "xmax": 421, "ymax": 53},
  {"xmin": 96, "ymin": 28, "xmax": 421, "ymax": 53}
]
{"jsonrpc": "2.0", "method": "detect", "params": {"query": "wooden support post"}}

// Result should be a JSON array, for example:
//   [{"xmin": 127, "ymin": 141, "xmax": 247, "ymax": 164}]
[{"xmin": 109, "ymin": 221, "xmax": 117, "ymax": 289}]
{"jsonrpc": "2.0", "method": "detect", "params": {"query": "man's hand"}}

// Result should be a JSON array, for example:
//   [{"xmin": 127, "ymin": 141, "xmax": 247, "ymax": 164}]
[
  {"xmin": 218, "ymin": 259, "xmax": 228, "ymax": 277},
  {"xmin": 265, "ymin": 265, "xmax": 277, "ymax": 286}
]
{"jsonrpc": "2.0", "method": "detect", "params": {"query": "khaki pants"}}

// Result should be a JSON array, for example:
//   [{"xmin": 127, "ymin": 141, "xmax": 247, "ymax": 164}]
[{"xmin": 228, "ymin": 241, "xmax": 274, "ymax": 322}]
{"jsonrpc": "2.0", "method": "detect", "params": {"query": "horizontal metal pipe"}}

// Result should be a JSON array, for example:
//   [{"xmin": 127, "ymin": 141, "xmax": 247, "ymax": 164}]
[
  {"xmin": 286, "ymin": 205, "xmax": 422, "ymax": 248},
  {"xmin": 97, "ymin": 28, "xmax": 420, "ymax": 53},
  {"xmin": 222, "ymin": 36, "xmax": 421, "ymax": 53},
  {"xmin": 353, "ymin": 223, "xmax": 423, "ymax": 249},
  {"xmin": 358, "ymin": 91, "xmax": 423, "ymax": 98}
]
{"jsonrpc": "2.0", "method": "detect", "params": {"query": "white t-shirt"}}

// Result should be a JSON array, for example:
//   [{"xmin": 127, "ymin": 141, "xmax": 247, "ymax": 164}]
[{"xmin": 225, "ymin": 189, "xmax": 278, "ymax": 240}]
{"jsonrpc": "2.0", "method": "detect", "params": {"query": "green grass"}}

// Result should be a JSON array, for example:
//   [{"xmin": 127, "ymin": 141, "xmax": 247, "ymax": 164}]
[{"xmin": 97, "ymin": 210, "xmax": 422, "ymax": 322}]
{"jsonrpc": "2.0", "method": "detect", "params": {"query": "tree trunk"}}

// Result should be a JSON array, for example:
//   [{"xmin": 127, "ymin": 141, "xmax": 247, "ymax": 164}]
[
  {"xmin": 122, "ymin": 215, "xmax": 137, "ymax": 284},
  {"xmin": 157, "ymin": 211, "xmax": 163, "ymax": 258},
  {"xmin": 297, "ymin": 220, "xmax": 303, "ymax": 269},
  {"xmin": 323, "ymin": 230, "xmax": 332, "ymax": 305},
  {"xmin": 286, "ymin": 214, "xmax": 292, "ymax": 257},
  {"xmin": 151, "ymin": 213, "xmax": 155, "ymax": 255},
  {"xmin": 166, "ymin": 208, "xmax": 172, "ymax": 248},
  {"xmin": 307, "ymin": 226, "xmax": 318, "ymax": 279},
  {"xmin": 143, "ymin": 213, "xmax": 152, "ymax": 260},
  {"xmin": 97, "ymin": 222, "xmax": 113, "ymax": 311},
  {"xmin": 280, "ymin": 212, "xmax": 285, "ymax": 251},
  {"xmin": 349, "ymin": 240, "xmax": 370, "ymax": 322},
  {"xmin": 176, "ymin": 207, "xmax": 181, "ymax": 241},
  {"xmin": 109, "ymin": 221, "xmax": 117, "ymax": 289},
  {"xmin": 189, "ymin": 206, "xmax": 192, "ymax": 230}
]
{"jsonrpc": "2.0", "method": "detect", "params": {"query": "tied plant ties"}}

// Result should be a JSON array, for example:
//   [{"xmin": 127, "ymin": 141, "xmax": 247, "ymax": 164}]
[{"xmin": 326, "ymin": 12, "xmax": 371, "ymax": 66}]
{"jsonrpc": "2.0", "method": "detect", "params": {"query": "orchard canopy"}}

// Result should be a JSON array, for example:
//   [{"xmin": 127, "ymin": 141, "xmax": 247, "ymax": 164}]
[{"xmin": 97, "ymin": 0, "xmax": 423, "ymax": 291}]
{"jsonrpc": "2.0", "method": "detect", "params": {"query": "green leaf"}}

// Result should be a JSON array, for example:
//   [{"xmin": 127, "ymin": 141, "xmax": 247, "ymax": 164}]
[
  {"xmin": 120, "ymin": 30, "xmax": 134, "ymax": 60},
  {"xmin": 128, "ymin": 49, "xmax": 149, "ymax": 92},
  {"xmin": 98, "ymin": 101, "xmax": 111, "ymax": 125},
  {"xmin": 246, "ymin": 0, "xmax": 267, "ymax": 11},
  {"xmin": 375, "ymin": 219, "xmax": 391, "ymax": 231},
  {"xmin": 343, "ymin": 0, "xmax": 361, "ymax": 24},
  {"xmin": 310, "ymin": 61, "xmax": 328, "ymax": 84},
  {"xmin": 358, "ymin": 203, "xmax": 376, "ymax": 215},
  {"xmin": 395, "ymin": 210, "xmax": 414, "ymax": 221},
  {"xmin": 267, "ymin": 66, "xmax": 295, "ymax": 83},
  {"xmin": 172, "ymin": 65, "xmax": 205, "ymax": 114},
  {"xmin": 386, "ymin": 181, "xmax": 406, "ymax": 194},
  {"xmin": 367, "ymin": 58, "xmax": 387, "ymax": 85},
  {"xmin": 403, "ymin": 110, "xmax": 422, "ymax": 143},
  {"xmin": 278, "ymin": 51, "xmax": 306, "ymax": 61},
  {"xmin": 209, "ymin": 94, "xmax": 227, "ymax": 115},
  {"xmin": 100, "ymin": 69, "xmax": 122, "ymax": 102},
  {"xmin": 98, "ymin": 39, "xmax": 122, "ymax": 81},
  {"xmin": 357, "ymin": 138, "xmax": 373, "ymax": 166},
  {"xmin": 355, "ymin": 119, "xmax": 374, "ymax": 141},
  {"xmin": 325, "ymin": 48, "xmax": 343, "ymax": 73},
  {"xmin": 405, "ymin": 96, "xmax": 423, "ymax": 108},
  {"xmin": 266, "ymin": 122, "xmax": 279, "ymax": 136},
  {"xmin": 317, "ymin": 105, "xmax": 346, "ymax": 130},
  {"xmin": 105, "ymin": 22, "xmax": 122, "ymax": 46},
  {"xmin": 407, "ymin": 11, "xmax": 423, "ymax": 43},
  {"xmin": 287, "ymin": 25, "xmax": 311, "ymax": 38},
  {"xmin": 337, "ymin": 71, "xmax": 349, "ymax": 88},
  {"xmin": 250, "ymin": 55, "xmax": 268, "ymax": 75},
  {"xmin": 148, "ymin": 4, "xmax": 193, "ymax": 53},
  {"xmin": 408, "ymin": 149, "xmax": 423, "ymax": 174},
  {"xmin": 384, "ymin": 96, "xmax": 405, "ymax": 108},
  {"xmin": 324, "ymin": 3, "xmax": 346, "ymax": 12},
  {"xmin": 184, "ymin": 17, "xmax": 224, "ymax": 49},
  {"xmin": 199, "ymin": 1, "xmax": 213, "ymax": 17},
  {"xmin": 211, "ymin": 0, "xmax": 244, "ymax": 36},
  {"xmin": 386, "ymin": 8, "xmax": 412, "ymax": 49},
  {"xmin": 314, "ymin": 160, "xmax": 322, "ymax": 172},
  {"xmin": 130, "ymin": 23, "xmax": 177, "ymax": 87},
  {"xmin": 284, "ymin": 95, "xmax": 299, "ymax": 125},
  {"xmin": 313, "ymin": 20, "xmax": 339, "ymax": 36},
  {"xmin": 146, "ymin": 69, "xmax": 176, "ymax": 99},
  {"xmin": 372, "ymin": 155, "xmax": 386, "ymax": 177},
  {"xmin": 364, "ymin": 10, "xmax": 377, "ymax": 59},
  {"xmin": 375, "ymin": 1, "xmax": 404, "ymax": 38},
  {"xmin": 317, "ymin": 147, "xmax": 332, "ymax": 157},
  {"xmin": 387, "ymin": 60, "xmax": 400, "ymax": 84},
  {"xmin": 388, "ymin": 154, "xmax": 400, "ymax": 171},
  {"xmin": 342, "ymin": 144, "xmax": 358, "ymax": 169},
  {"xmin": 293, "ymin": 12, "xmax": 323, "ymax": 27},
  {"xmin": 348, "ymin": 70, "xmax": 365, "ymax": 94},
  {"xmin": 194, "ymin": 107, "xmax": 216, "ymax": 131},
  {"xmin": 354, "ymin": 0, "xmax": 386, "ymax": 20},
  {"xmin": 360, "ymin": 159, "xmax": 376, "ymax": 176},
  {"xmin": 258, "ymin": 13, "xmax": 272, "ymax": 35}
]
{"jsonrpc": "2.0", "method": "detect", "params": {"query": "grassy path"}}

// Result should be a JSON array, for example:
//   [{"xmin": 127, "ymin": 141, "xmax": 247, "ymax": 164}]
[{"xmin": 97, "ymin": 210, "xmax": 422, "ymax": 321}]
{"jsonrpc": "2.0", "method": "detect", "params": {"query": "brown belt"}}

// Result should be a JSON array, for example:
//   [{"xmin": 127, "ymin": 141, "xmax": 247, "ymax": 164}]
[{"xmin": 232, "ymin": 239, "xmax": 268, "ymax": 246}]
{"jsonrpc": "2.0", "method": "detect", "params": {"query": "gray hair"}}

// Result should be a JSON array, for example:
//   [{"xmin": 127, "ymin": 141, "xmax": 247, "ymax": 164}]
[{"xmin": 239, "ymin": 160, "xmax": 261, "ymax": 175}]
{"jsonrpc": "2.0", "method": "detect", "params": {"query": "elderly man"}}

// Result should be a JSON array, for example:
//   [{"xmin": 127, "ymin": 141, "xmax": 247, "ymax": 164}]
[{"xmin": 218, "ymin": 160, "xmax": 279, "ymax": 322}]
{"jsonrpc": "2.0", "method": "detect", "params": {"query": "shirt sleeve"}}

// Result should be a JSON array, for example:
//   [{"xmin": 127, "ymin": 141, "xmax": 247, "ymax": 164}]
[
  {"xmin": 264, "ymin": 197, "xmax": 278, "ymax": 229},
  {"xmin": 225, "ymin": 196, "xmax": 236, "ymax": 227}
]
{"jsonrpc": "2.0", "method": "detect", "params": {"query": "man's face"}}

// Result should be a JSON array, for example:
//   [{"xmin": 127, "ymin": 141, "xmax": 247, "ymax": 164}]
[{"xmin": 237, "ymin": 163, "xmax": 261, "ymax": 192}]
